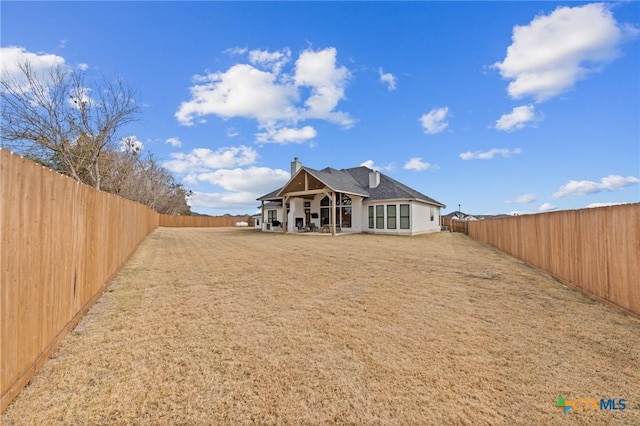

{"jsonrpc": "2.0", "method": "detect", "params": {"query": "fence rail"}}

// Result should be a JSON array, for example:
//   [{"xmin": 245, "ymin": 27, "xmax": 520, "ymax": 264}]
[{"xmin": 467, "ymin": 204, "xmax": 640, "ymax": 317}]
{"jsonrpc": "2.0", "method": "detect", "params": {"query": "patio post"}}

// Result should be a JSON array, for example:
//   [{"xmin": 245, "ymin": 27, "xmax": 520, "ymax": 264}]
[{"xmin": 331, "ymin": 191, "xmax": 336, "ymax": 236}]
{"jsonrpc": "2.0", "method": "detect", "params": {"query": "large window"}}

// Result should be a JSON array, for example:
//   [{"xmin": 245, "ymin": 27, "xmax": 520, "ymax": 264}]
[
  {"xmin": 320, "ymin": 207, "xmax": 330, "ymax": 226},
  {"xmin": 400, "ymin": 204, "xmax": 410, "ymax": 229},
  {"xmin": 340, "ymin": 206, "xmax": 352, "ymax": 228},
  {"xmin": 322, "ymin": 193, "xmax": 352, "ymax": 228},
  {"xmin": 368, "ymin": 206, "xmax": 374, "ymax": 229},
  {"xmin": 267, "ymin": 210, "xmax": 277, "ymax": 223},
  {"xmin": 336, "ymin": 193, "xmax": 352, "ymax": 228},
  {"xmin": 376, "ymin": 205, "xmax": 384, "ymax": 229},
  {"xmin": 320, "ymin": 195, "xmax": 331, "ymax": 225},
  {"xmin": 387, "ymin": 205, "xmax": 396, "ymax": 229}
]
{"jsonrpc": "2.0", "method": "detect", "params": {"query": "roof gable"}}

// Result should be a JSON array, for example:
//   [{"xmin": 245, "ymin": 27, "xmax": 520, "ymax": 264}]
[{"xmin": 275, "ymin": 166, "xmax": 369, "ymax": 198}]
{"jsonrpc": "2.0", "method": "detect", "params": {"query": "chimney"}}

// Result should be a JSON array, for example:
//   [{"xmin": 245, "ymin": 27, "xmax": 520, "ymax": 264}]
[
  {"xmin": 369, "ymin": 170, "xmax": 380, "ymax": 188},
  {"xmin": 291, "ymin": 157, "xmax": 302, "ymax": 176}
]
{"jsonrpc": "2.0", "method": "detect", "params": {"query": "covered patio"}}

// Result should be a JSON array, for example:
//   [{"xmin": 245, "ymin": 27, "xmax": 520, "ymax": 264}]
[{"xmin": 258, "ymin": 166, "xmax": 364, "ymax": 236}]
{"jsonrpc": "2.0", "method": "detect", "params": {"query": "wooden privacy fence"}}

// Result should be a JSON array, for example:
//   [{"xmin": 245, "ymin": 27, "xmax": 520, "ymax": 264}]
[
  {"xmin": 1, "ymin": 149, "xmax": 160, "ymax": 411},
  {"xmin": 467, "ymin": 203, "xmax": 640, "ymax": 317},
  {"xmin": 441, "ymin": 217, "xmax": 468, "ymax": 234},
  {"xmin": 160, "ymin": 214, "xmax": 250, "ymax": 227},
  {"xmin": 1, "ymin": 149, "xmax": 259, "ymax": 411}
]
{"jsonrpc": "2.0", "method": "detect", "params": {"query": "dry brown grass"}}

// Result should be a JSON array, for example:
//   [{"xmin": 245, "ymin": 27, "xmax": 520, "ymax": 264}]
[{"xmin": 3, "ymin": 228, "xmax": 639, "ymax": 425}]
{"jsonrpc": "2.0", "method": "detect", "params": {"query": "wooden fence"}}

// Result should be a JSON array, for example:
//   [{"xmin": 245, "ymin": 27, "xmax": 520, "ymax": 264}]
[
  {"xmin": 467, "ymin": 203, "xmax": 640, "ymax": 317},
  {"xmin": 441, "ymin": 217, "xmax": 468, "ymax": 234},
  {"xmin": 1, "ymin": 149, "xmax": 159, "ymax": 411},
  {"xmin": 1, "ymin": 148, "xmax": 260, "ymax": 410},
  {"xmin": 160, "ymin": 214, "xmax": 250, "ymax": 227}
]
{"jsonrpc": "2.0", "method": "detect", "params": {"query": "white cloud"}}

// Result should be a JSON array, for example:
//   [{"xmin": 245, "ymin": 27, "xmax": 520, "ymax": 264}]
[
  {"xmin": 360, "ymin": 160, "xmax": 395, "ymax": 172},
  {"xmin": 164, "ymin": 145, "xmax": 258, "ymax": 174},
  {"xmin": 493, "ymin": 3, "xmax": 637, "ymax": 102},
  {"xmin": 226, "ymin": 128, "xmax": 240, "ymax": 137},
  {"xmin": 495, "ymin": 105, "xmax": 542, "ymax": 131},
  {"xmin": 586, "ymin": 202, "xmax": 627, "ymax": 208},
  {"xmin": 186, "ymin": 166, "xmax": 290, "ymax": 212},
  {"xmin": 553, "ymin": 174, "xmax": 640, "ymax": 198},
  {"xmin": 539, "ymin": 202, "xmax": 557, "ymax": 212},
  {"xmin": 459, "ymin": 148, "xmax": 522, "ymax": 160},
  {"xmin": 166, "ymin": 146, "xmax": 290, "ymax": 213},
  {"xmin": 404, "ymin": 157, "xmax": 431, "ymax": 171},
  {"xmin": 190, "ymin": 167, "xmax": 290, "ymax": 193},
  {"xmin": 294, "ymin": 47, "xmax": 353, "ymax": 126},
  {"xmin": 506, "ymin": 193, "xmax": 537, "ymax": 204},
  {"xmin": 175, "ymin": 47, "xmax": 353, "ymax": 141},
  {"xmin": 0, "ymin": 46, "xmax": 66, "ymax": 90},
  {"xmin": 175, "ymin": 63, "xmax": 298, "ymax": 126},
  {"xmin": 255, "ymin": 125, "xmax": 317, "ymax": 144},
  {"xmin": 77, "ymin": 63, "xmax": 89, "ymax": 71},
  {"xmin": 248, "ymin": 47, "xmax": 291, "ymax": 73},
  {"xmin": 189, "ymin": 191, "xmax": 261, "ymax": 210},
  {"xmin": 166, "ymin": 137, "xmax": 182, "ymax": 147},
  {"xmin": 68, "ymin": 86, "xmax": 94, "ymax": 109},
  {"xmin": 119, "ymin": 135, "xmax": 143, "ymax": 154},
  {"xmin": 419, "ymin": 107, "xmax": 449, "ymax": 135},
  {"xmin": 379, "ymin": 68, "xmax": 396, "ymax": 91}
]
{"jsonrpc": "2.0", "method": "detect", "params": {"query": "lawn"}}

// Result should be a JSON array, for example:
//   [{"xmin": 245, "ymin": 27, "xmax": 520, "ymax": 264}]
[{"xmin": 2, "ymin": 228, "xmax": 638, "ymax": 425}]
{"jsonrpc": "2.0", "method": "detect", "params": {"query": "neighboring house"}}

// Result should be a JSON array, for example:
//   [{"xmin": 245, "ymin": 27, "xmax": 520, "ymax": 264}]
[
  {"xmin": 443, "ymin": 211, "xmax": 478, "ymax": 221},
  {"xmin": 257, "ymin": 158, "xmax": 446, "ymax": 235}
]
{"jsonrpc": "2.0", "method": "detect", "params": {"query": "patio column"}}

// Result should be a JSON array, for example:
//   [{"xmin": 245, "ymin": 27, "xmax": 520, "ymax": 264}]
[
  {"xmin": 282, "ymin": 195, "xmax": 288, "ymax": 233},
  {"xmin": 331, "ymin": 191, "xmax": 336, "ymax": 236},
  {"xmin": 261, "ymin": 200, "xmax": 265, "ymax": 231}
]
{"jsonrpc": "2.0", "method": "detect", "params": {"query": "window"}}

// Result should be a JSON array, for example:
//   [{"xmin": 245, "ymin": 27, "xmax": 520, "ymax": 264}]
[
  {"xmin": 321, "ymin": 207, "xmax": 331, "ymax": 226},
  {"xmin": 400, "ymin": 204, "xmax": 410, "ymax": 229},
  {"xmin": 335, "ymin": 193, "xmax": 352, "ymax": 228},
  {"xmin": 340, "ymin": 206, "xmax": 352, "ymax": 227},
  {"xmin": 368, "ymin": 206, "xmax": 374, "ymax": 229},
  {"xmin": 376, "ymin": 205, "xmax": 384, "ymax": 229},
  {"xmin": 267, "ymin": 210, "xmax": 277, "ymax": 223},
  {"xmin": 430, "ymin": 207, "xmax": 435, "ymax": 222},
  {"xmin": 387, "ymin": 205, "xmax": 396, "ymax": 229}
]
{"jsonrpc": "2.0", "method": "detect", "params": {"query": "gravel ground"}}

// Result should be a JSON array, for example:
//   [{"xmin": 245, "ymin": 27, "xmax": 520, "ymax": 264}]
[{"xmin": 2, "ymin": 227, "xmax": 639, "ymax": 425}]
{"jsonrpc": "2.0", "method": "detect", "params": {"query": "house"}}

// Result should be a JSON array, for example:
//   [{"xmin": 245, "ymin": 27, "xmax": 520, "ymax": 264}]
[
  {"xmin": 442, "ymin": 210, "xmax": 478, "ymax": 221},
  {"xmin": 257, "ymin": 158, "xmax": 446, "ymax": 236}
]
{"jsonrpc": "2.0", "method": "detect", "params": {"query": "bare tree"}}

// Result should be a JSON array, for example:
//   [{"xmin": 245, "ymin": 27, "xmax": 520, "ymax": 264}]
[{"xmin": 1, "ymin": 61, "xmax": 140, "ymax": 190}]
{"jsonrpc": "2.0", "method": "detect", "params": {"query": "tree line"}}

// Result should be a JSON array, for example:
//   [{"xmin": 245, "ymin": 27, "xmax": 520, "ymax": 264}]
[{"xmin": 1, "ymin": 62, "xmax": 192, "ymax": 215}]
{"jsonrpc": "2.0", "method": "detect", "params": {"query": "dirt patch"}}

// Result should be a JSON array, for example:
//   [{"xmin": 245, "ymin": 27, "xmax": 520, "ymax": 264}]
[{"xmin": 3, "ymin": 228, "xmax": 639, "ymax": 424}]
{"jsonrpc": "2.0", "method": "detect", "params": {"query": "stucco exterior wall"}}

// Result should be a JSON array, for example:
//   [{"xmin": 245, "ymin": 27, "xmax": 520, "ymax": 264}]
[{"xmin": 361, "ymin": 200, "xmax": 442, "ymax": 236}]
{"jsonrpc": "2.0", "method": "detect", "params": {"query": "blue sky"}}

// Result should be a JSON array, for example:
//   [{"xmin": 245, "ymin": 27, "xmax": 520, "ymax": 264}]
[{"xmin": 2, "ymin": 1, "xmax": 639, "ymax": 216}]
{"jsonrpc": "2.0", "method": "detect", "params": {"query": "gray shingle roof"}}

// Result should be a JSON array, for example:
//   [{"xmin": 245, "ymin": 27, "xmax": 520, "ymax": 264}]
[
  {"xmin": 257, "ymin": 165, "xmax": 445, "ymax": 208},
  {"xmin": 345, "ymin": 166, "xmax": 445, "ymax": 207},
  {"xmin": 257, "ymin": 188, "xmax": 282, "ymax": 201},
  {"xmin": 305, "ymin": 167, "xmax": 369, "ymax": 197}
]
